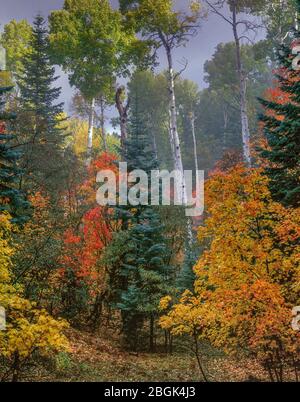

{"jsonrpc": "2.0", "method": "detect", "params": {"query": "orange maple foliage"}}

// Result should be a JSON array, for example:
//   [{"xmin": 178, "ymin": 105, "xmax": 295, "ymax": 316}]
[
  {"xmin": 59, "ymin": 152, "xmax": 119, "ymax": 298},
  {"xmin": 0, "ymin": 122, "xmax": 5, "ymax": 134},
  {"xmin": 160, "ymin": 165, "xmax": 300, "ymax": 381}
]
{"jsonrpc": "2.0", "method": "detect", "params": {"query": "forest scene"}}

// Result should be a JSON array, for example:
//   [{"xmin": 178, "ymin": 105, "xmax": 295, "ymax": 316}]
[{"xmin": 0, "ymin": 0, "xmax": 300, "ymax": 384}]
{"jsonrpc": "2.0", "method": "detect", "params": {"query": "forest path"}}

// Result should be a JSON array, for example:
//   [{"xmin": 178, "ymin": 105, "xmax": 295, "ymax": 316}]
[{"xmin": 44, "ymin": 328, "xmax": 267, "ymax": 382}]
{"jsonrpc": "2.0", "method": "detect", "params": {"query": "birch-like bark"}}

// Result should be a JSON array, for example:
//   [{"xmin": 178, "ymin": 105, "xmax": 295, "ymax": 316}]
[
  {"xmin": 165, "ymin": 45, "xmax": 187, "ymax": 205},
  {"xmin": 190, "ymin": 112, "xmax": 199, "ymax": 184},
  {"xmin": 99, "ymin": 95, "xmax": 107, "ymax": 152},
  {"xmin": 86, "ymin": 97, "xmax": 95, "ymax": 166},
  {"xmin": 152, "ymin": 130, "xmax": 158, "ymax": 160},
  {"xmin": 295, "ymin": 11, "xmax": 299, "ymax": 31},
  {"xmin": 223, "ymin": 108, "xmax": 228, "ymax": 155},
  {"xmin": 168, "ymin": 108, "xmax": 176, "ymax": 168},
  {"xmin": 232, "ymin": 4, "xmax": 251, "ymax": 166}
]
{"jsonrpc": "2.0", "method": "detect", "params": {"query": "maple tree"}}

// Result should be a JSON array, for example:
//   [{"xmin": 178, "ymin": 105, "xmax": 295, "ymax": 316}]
[
  {"xmin": 58, "ymin": 153, "xmax": 118, "ymax": 325},
  {"xmin": 160, "ymin": 165, "xmax": 300, "ymax": 382},
  {"xmin": 13, "ymin": 191, "xmax": 66, "ymax": 307},
  {"xmin": 0, "ymin": 213, "xmax": 69, "ymax": 382}
]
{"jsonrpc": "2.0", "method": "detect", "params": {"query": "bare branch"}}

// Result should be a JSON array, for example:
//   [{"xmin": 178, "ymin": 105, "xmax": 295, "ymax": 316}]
[
  {"xmin": 204, "ymin": 0, "xmax": 233, "ymax": 26},
  {"xmin": 174, "ymin": 57, "xmax": 188, "ymax": 80}
]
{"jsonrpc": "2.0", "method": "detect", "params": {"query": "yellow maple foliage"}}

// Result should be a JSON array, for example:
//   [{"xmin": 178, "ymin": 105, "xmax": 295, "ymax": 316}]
[
  {"xmin": 0, "ymin": 213, "xmax": 69, "ymax": 381},
  {"xmin": 160, "ymin": 166, "xmax": 300, "ymax": 382}
]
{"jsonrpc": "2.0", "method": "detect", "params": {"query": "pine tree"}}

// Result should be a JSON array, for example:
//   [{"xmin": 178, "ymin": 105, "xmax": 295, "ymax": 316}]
[
  {"xmin": 259, "ymin": 7, "xmax": 300, "ymax": 207},
  {"xmin": 176, "ymin": 239, "xmax": 198, "ymax": 293},
  {"xmin": 117, "ymin": 207, "xmax": 170, "ymax": 351},
  {"xmin": 0, "ymin": 85, "xmax": 28, "ymax": 222},
  {"xmin": 109, "ymin": 94, "xmax": 172, "ymax": 351},
  {"xmin": 17, "ymin": 15, "xmax": 66, "ymax": 194}
]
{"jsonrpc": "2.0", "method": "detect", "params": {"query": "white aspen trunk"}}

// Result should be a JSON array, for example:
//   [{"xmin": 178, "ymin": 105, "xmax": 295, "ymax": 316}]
[
  {"xmin": 166, "ymin": 48, "xmax": 187, "ymax": 205},
  {"xmin": 168, "ymin": 108, "xmax": 176, "ymax": 168},
  {"xmin": 190, "ymin": 111, "xmax": 199, "ymax": 184},
  {"xmin": 239, "ymin": 75, "xmax": 251, "ymax": 165},
  {"xmin": 86, "ymin": 97, "xmax": 95, "ymax": 166},
  {"xmin": 100, "ymin": 95, "xmax": 107, "ymax": 152},
  {"xmin": 152, "ymin": 130, "xmax": 158, "ymax": 160},
  {"xmin": 223, "ymin": 108, "xmax": 228, "ymax": 155},
  {"xmin": 232, "ymin": 4, "xmax": 251, "ymax": 167}
]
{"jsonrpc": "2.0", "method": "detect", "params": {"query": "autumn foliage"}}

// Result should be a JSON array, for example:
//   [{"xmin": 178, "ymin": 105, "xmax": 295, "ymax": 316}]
[
  {"xmin": 58, "ymin": 153, "xmax": 118, "ymax": 321},
  {"xmin": 160, "ymin": 165, "xmax": 300, "ymax": 382},
  {"xmin": 0, "ymin": 213, "xmax": 69, "ymax": 382},
  {"xmin": 2, "ymin": 0, "xmax": 300, "ymax": 383}
]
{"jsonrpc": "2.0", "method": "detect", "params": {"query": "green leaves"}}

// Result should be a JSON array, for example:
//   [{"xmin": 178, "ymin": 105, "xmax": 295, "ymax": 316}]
[
  {"xmin": 0, "ymin": 19, "xmax": 33, "ymax": 77},
  {"xmin": 120, "ymin": 0, "xmax": 201, "ymax": 51},
  {"xmin": 49, "ymin": 0, "xmax": 148, "ymax": 100}
]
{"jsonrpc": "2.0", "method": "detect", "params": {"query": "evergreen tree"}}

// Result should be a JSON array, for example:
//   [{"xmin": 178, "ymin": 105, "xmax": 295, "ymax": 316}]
[
  {"xmin": 176, "ymin": 239, "xmax": 198, "ymax": 293},
  {"xmin": 108, "ymin": 94, "xmax": 172, "ymax": 351},
  {"xmin": 117, "ymin": 205, "xmax": 171, "ymax": 351},
  {"xmin": 0, "ymin": 85, "xmax": 28, "ymax": 223},
  {"xmin": 259, "ymin": 7, "xmax": 300, "ymax": 207},
  {"xmin": 17, "ymin": 15, "xmax": 66, "ymax": 195}
]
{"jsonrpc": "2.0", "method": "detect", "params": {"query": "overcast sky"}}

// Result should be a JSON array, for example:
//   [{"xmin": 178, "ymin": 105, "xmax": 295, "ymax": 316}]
[{"xmin": 0, "ymin": 0, "xmax": 265, "ymax": 122}]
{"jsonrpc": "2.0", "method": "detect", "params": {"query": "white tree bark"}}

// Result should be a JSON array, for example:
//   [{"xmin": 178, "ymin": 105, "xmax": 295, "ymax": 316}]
[
  {"xmin": 232, "ymin": 4, "xmax": 251, "ymax": 166},
  {"xmin": 86, "ymin": 97, "xmax": 95, "ymax": 166},
  {"xmin": 99, "ymin": 95, "xmax": 107, "ymax": 152},
  {"xmin": 239, "ymin": 74, "xmax": 251, "ymax": 165},
  {"xmin": 190, "ymin": 111, "xmax": 199, "ymax": 184},
  {"xmin": 223, "ymin": 108, "xmax": 229, "ymax": 155},
  {"xmin": 295, "ymin": 10, "xmax": 299, "ymax": 31},
  {"xmin": 168, "ymin": 108, "xmax": 176, "ymax": 168},
  {"xmin": 166, "ymin": 48, "xmax": 187, "ymax": 205},
  {"xmin": 152, "ymin": 130, "xmax": 158, "ymax": 160}
]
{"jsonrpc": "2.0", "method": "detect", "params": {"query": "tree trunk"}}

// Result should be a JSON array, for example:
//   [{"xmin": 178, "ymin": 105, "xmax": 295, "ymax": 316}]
[
  {"xmin": 86, "ymin": 97, "xmax": 95, "ymax": 166},
  {"xmin": 149, "ymin": 315, "xmax": 155, "ymax": 352},
  {"xmin": 232, "ymin": 4, "xmax": 251, "ymax": 166},
  {"xmin": 168, "ymin": 108, "xmax": 176, "ymax": 167},
  {"xmin": 190, "ymin": 111, "xmax": 199, "ymax": 183},
  {"xmin": 193, "ymin": 333, "xmax": 208, "ymax": 382},
  {"xmin": 223, "ymin": 108, "xmax": 229, "ymax": 155},
  {"xmin": 295, "ymin": 10, "xmax": 299, "ymax": 31},
  {"xmin": 115, "ymin": 86, "xmax": 129, "ymax": 150},
  {"xmin": 100, "ymin": 95, "xmax": 107, "ymax": 152},
  {"xmin": 165, "ymin": 46, "xmax": 187, "ymax": 204},
  {"xmin": 292, "ymin": 356, "xmax": 299, "ymax": 382},
  {"xmin": 169, "ymin": 331, "xmax": 173, "ymax": 355},
  {"xmin": 12, "ymin": 352, "xmax": 20, "ymax": 382},
  {"xmin": 152, "ymin": 130, "xmax": 158, "ymax": 160}
]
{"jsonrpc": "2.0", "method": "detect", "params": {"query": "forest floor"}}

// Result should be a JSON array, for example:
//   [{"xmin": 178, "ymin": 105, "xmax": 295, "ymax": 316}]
[{"xmin": 23, "ymin": 328, "xmax": 273, "ymax": 382}]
